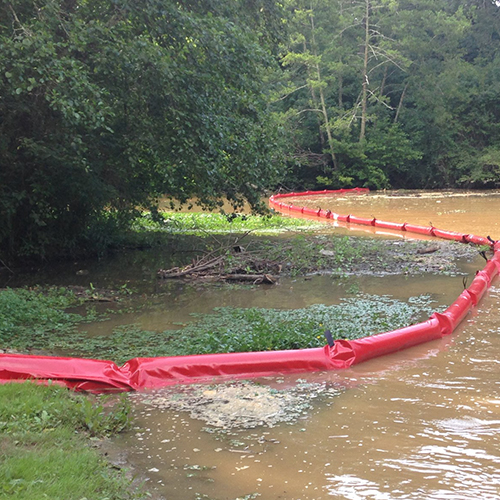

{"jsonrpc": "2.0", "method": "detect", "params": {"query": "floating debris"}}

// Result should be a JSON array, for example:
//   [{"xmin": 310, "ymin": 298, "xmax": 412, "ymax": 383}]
[{"xmin": 132, "ymin": 380, "xmax": 342, "ymax": 430}]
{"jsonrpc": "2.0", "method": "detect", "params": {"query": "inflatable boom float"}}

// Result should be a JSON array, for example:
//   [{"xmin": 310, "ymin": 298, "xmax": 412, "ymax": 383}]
[{"xmin": 1, "ymin": 189, "xmax": 499, "ymax": 393}]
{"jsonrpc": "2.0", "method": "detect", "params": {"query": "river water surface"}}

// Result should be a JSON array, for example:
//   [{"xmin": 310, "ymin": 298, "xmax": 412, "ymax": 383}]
[
  {"xmin": 104, "ymin": 191, "xmax": 500, "ymax": 500},
  {"xmin": 283, "ymin": 190, "xmax": 500, "ymax": 241}
]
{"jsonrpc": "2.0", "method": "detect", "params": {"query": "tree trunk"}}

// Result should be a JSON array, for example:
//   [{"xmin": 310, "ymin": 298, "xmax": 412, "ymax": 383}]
[
  {"xmin": 394, "ymin": 82, "xmax": 408, "ymax": 123},
  {"xmin": 380, "ymin": 65, "xmax": 388, "ymax": 97},
  {"xmin": 310, "ymin": 11, "xmax": 338, "ymax": 169},
  {"xmin": 304, "ymin": 39, "xmax": 326, "ymax": 149},
  {"xmin": 360, "ymin": 0, "xmax": 370, "ymax": 142}
]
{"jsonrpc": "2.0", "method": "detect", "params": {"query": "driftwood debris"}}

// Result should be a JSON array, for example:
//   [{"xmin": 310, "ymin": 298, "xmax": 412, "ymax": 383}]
[
  {"xmin": 416, "ymin": 245, "xmax": 440, "ymax": 255},
  {"xmin": 157, "ymin": 256, "xmax": 225, "ymax": 279},
  {"xmin": 219, "ymin": 273, "xmax": 277, "ymax": 284},
  {"xmin": 157, "ymin": 245, "xmax": 280, "ymax": 284}
]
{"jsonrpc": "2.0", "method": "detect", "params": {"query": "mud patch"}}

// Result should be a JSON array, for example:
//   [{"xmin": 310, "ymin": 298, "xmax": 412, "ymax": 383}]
[
  {"xmin": 130, "ymin": 379, "xmax": 342, "ymax": 430},
  {"xmin": 348, "ymin": 239, "xmax": 482, "ymax": 276}
]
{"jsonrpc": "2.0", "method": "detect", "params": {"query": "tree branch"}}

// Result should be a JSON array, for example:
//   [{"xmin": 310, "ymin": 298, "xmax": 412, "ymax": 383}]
[{"xmin": 8, "ymin": 3, "xmax": 33, "ymax": 36}]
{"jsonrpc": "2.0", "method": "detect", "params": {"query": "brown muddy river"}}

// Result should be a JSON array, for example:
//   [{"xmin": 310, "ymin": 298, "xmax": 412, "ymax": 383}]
[
  {"xmin": 282, "ymin": 190, "xmax": 500, "ymax": 241},
  {"xmin": 107, "ymin": 191, "xmax": 500, "ymax": 500}
]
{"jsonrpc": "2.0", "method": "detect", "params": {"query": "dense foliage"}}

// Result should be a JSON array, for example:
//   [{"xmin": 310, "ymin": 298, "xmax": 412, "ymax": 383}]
[
  {"xmin": 277, "ymin": 0, "xmax": 500, "ymax": 190},
  {"xmin": 0, "ymin": 0, "xmax": 285, "ymax": 260},
  {"xmin": 2, "ymin": 0, "xmax": 500, "ymax": 261}
]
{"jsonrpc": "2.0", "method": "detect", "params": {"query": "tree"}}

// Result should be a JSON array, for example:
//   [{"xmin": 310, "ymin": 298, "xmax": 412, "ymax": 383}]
[
  {"xmin": 0, "ymin": 0, "xmax": 286, "ymax": 260},
  {"xmin": 277, "ymin": 0, "xmax": 419, "ymax": 189},
  {"xmin": 390, "ymin": 0, "xmax": 500, "ymax": 187},
  {"xmin": 276, "ymin": 0, "xmax": 500, "ymax": 190}
]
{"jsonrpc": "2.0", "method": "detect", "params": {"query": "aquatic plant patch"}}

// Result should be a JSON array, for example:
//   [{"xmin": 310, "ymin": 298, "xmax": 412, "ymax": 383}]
[
  {"xmin": 0, "ymin": 287, "xmax": 88, "ymax": 350},
  {"xmin": 0, "ymin": 284, "xmax": 440, "ymax": 363},
  {"xmin": 133, "ymin": 211, "xmax": 325, "ymax": 234},
  {"xmin": 40, "ymin": 293, "xmax": 440, "ymax": 364},
  {"xmin": 0, "ymin": 234, "xmax": 471, "ymax": 363},
  {"xmin": 171, "ymin": 294, "xmax": 440, "ymax": 355}
]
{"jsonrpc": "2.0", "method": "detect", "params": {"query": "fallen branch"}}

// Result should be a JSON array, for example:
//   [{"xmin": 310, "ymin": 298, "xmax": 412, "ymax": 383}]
[
  {"xmin": 158, "ymin": 255, "xmax": 225, "ymax": 279},
  {"xmin": 157, "ymin": 237, "xmax": 281, "ymax": 284}
]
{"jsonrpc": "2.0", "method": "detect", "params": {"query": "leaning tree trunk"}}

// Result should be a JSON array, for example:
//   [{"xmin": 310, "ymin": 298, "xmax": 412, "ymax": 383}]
[{"xmin": 360, "ymin": 0, "xmax": 370, "ymax": 142}]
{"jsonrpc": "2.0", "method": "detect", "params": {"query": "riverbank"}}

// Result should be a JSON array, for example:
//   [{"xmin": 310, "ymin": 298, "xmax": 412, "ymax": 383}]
[{"xmin": 0, "ymin": 382, "xmax": 140, "ymax": 500}]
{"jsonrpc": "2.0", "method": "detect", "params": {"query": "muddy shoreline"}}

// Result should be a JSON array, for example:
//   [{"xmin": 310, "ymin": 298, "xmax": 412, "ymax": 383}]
[
  {"xmin": 339, "ymin": 238, "xmax": 481, "ymax": 276},
  {"xmin": 155, "ymin": 235, "xmax": 483, "ymax": 285}
]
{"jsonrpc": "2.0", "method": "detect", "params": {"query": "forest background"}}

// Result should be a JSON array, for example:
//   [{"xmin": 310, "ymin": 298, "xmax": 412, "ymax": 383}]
[{"xmin": 2, "ymin": 0, "xmax": 500, "ymax": 261}]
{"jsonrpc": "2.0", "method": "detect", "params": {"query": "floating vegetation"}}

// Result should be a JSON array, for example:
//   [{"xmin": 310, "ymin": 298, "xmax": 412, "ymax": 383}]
[{"xmin": 9, "ymin": 292, "xmax": 438, "ymax": 364}]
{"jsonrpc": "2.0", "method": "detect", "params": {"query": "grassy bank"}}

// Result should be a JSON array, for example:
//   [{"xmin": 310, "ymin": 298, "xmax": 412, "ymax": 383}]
[
  {"xmin": 117, "ymin": 211, "xmax": 325, "ymax": 252},
  {"xmin": 0, "ymin": 382, "xmax": 135, "ymax": 500},
  {"xmin": 131, "ymin": 211, "xmax": 325, "ymax": 234}
]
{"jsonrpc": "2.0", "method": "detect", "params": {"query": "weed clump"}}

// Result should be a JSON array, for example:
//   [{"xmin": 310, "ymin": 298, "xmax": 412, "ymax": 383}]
[
  {"xmin": 0, "ymin": 287, "xmax": 90, "ymax": 352},
  {"xmin": 49, "ymin": 293, "xmax": 439, "ymax": 363},
  {"xmin": 170, "ymin": 294, "xmax": 439, "ymax": 355}
]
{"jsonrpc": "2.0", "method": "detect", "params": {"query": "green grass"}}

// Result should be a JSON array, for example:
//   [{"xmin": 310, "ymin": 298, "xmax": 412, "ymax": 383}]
[
  {"xmin": 0, "ymin": 383, "xmax": 135, "ymax": 500},
  {"xmin": 132, "ymin": 211, "xmax": 325, "ymax": 234}
]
